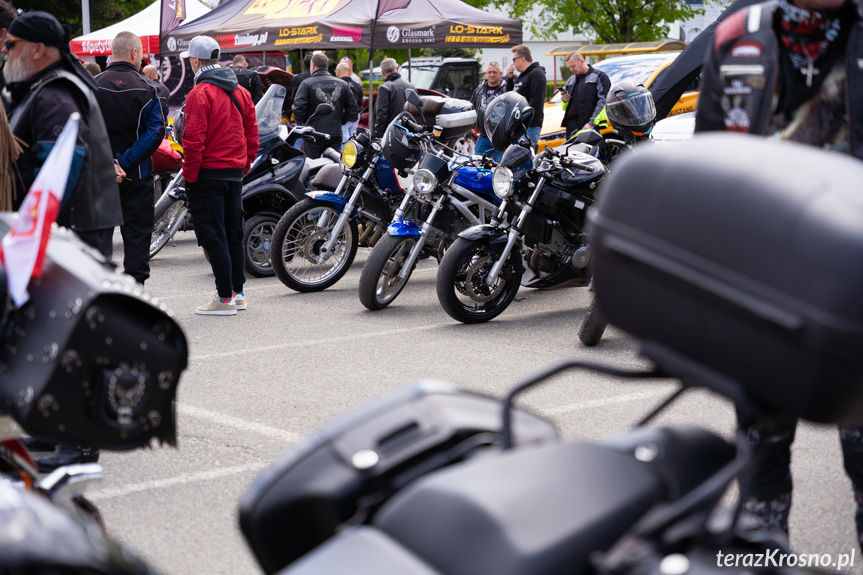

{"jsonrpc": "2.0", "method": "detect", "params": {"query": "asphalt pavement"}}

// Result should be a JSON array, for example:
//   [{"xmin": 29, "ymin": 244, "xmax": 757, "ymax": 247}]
[{"xmin": 79, "ymin": 230, "xmax": 863, "ymax": 575}]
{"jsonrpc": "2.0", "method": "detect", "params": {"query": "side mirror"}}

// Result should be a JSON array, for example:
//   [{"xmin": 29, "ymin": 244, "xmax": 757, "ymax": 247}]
[
  {"xmin": 406, "ymin": 89, "xmax": 423, "ymax": 108},
  {"xmin": 314, "ymin": 103, "xmax": 334, "ymax": 117}
]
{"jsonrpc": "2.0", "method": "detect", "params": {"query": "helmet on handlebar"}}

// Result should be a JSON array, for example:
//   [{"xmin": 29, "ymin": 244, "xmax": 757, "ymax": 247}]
[
  {"xmin": 606, "ymin": 80, "xmax": 656, "ymax": 140},
  {"xmin": 382, "ymin": 114, "xmax": 422, "ymax": 171},
  {"xmin": 484, "ymin": 92, "xmax": 534, "ymax": 152}
]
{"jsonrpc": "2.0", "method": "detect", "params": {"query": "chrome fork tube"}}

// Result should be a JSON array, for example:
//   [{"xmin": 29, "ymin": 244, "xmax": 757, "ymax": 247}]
[
  {"xmin": 485, "ymin": 177, "xmax": 547, "ymax": 285},
  {"xmin": 318, "ymin": 164, "xmax": 374, "ymax": 261},
  {"xmin": 397, "ymin": 194, "xmax": 446, "ymax": 280}
]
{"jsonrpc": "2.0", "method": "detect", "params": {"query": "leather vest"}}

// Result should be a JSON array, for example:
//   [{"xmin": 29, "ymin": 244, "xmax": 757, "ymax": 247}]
[{"xmin": 10, "ymin": 68, "xmax": 122, "ymax": 232}]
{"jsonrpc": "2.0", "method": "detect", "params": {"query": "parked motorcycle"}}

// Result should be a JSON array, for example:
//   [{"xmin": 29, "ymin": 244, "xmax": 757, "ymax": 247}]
[
  {"xmin": 435, "ymin": 92, "xmax": 607, "ymax": 324},
  {"xmin": 236, "ymin": 135, "xmax": 863, "ymax": 575},
  {"xmin": 149, "ymin": 84, "xmax": 339, "ymax": 278},
  {"xmin": 0, "ymin": 211, "xmax": 187, "ymax": 573},
  {"xmin": 358, "ymin": 93, "xmax": 499, "ymax": 310},
  {"xmin": 269, "ymin": 93, "xmax": 477, "ymax": 293}
]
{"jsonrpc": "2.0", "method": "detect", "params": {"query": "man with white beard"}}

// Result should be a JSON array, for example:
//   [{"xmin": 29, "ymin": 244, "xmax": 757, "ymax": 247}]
[{"xmin": 1, "ymin": 10, "xmax": 121, "ymax": 472}]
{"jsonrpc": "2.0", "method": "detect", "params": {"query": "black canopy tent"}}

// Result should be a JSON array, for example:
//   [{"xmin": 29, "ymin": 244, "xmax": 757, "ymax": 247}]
[
  {"xmin": 162, "ymin": 0, "xmax": 521, "ymax": 126},
  {"xmin": 648, "ymin": 0, "xmax": 764, "ymax": 121}
]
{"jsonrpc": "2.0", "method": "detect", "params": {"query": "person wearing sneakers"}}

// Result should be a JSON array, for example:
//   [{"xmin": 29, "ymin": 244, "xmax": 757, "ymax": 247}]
[{"xmin": 180, "ymin": 35, "xmax": 258, "ymax": 315}]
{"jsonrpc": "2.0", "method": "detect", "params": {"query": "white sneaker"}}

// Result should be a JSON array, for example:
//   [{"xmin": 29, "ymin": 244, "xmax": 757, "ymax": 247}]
[
  {"xmin": 195, "ymin": 295, "xmax": 237, "ymax": 316},
  {"xmin": 232, "ymin": 292, "xmax": 247, "ymax": 310}
]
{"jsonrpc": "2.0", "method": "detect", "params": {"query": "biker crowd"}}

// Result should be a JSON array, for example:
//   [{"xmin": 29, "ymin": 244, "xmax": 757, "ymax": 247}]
[{"xmin": 2, "ymin": 0, "xmax": 863, "ymax": 561}]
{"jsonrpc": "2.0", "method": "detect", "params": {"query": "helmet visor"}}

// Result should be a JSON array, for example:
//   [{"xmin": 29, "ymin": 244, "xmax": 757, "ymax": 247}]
[{"xmin": 607, "ymin": 92, "xmax": 656, "ymax": 126}]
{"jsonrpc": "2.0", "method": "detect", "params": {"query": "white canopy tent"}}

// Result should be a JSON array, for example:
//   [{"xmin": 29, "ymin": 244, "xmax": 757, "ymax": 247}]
[{"xmin": 71, "ymin": 0, "xmax": 212, "ymax": 58}]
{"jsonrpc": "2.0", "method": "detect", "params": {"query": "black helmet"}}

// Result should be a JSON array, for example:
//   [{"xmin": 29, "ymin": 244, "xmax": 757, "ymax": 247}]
[
  {"xmin": 606, "ymin": 80, "xmax": 656, "ymax": 139},
  {"xmin": 484, "ymin": 92, "xmax": 534, "ymax": 151},
  {"xmin": 381, "ymin": 114, "xmax": 422, "ymax": 171}
]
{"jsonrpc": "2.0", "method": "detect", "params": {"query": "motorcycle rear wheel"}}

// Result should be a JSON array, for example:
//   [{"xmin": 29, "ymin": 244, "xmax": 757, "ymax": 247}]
[
  {"xmin": 358, "ymin": 234, "xmax": 418, "ymax": 310},
  {"xmin": 243, "ymin": 214, "xmax": 279, "ymax": 278},
  {"xmin": 270, "ymin": 198, "xmax": 359, "ymax": 292},
  {"xmin": 578, "ymin": 296, "xmax": 609, "ymax": 347},
  {"xmin": 436, "ymin": 237, "xmax": 523, "ymax": 324},
  {"xmin": 149, "ymin": 199, "xmax": 187, "ymax": 259}
]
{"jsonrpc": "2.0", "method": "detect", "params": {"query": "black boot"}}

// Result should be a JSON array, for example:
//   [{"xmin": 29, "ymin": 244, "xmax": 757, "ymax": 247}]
[
  {"xmin": 19, "ymin": 434, "xmax": 58, "ymax": 452},
  {"xmin": 36, "ymin": 445, "xmax": 100, "ymax": 473}
]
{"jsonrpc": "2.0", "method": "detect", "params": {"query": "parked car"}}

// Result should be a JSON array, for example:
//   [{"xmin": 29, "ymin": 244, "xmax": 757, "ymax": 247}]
[
  {"xmin": 398, "ymin": 57, "xmax": 480, "ymax": 100},
  {"xmin": 537, "ymin": 51, "xmax": 700, "ymax": 151}
]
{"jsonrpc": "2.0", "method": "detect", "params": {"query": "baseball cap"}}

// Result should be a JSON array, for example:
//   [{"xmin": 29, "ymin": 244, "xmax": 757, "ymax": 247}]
[{"xmin": 180, "ymin": 35, "xmax": 220, "ymax": 59}]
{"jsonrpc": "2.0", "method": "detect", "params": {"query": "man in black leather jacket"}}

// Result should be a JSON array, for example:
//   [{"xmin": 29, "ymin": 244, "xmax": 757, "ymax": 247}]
[
  {"xmin": 373, "ymin": 57, "xmax": 415, "ymax": 138},
  {"xmin": 505, "ymin": 44, "xmax": 546, "ymax": 150},
  {"xmin": 695, "ymin": 0, "xmax": 863, "ymax": 549},
  {"xmin": 232, "ymin": 55, "xmax": 263, "ymax": 104},
  {"xmin": 2, "ymin": 10, "xmax": 122, "ymax": 472},
  {"xmin": 3, "ymin": 11, "xmax": 122, "ymax": 257},
  {"xmin": 292, "ymin": 52, "xmax": 358, "ymax": 158}
]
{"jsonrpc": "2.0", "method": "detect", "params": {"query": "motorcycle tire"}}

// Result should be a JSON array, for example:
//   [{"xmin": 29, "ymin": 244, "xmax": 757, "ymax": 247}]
[
  {"xmin": 578, "ymin": 296, "xmax": 609, "ymax": 347},
  {"xmin": 149, "ymin": 199, "xmax": 188, "ymax": 259},
  {"xmin": 358, "ymin": 235, "xmax": 418, "ymax": 310},
  {"xmin": 436, "ymin": 237, "xmax": 523, "ymax": 324},
  {"xmin": 270, "ymin": 198, "xmax": 359, "ymax": 292},
  {"xmin": 243, "ymin": 214, "xmax": 279, "ymax": 278}
]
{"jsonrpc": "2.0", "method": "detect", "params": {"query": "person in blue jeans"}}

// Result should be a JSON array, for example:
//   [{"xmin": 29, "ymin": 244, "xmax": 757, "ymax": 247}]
[
  {"xmin": 505, "ymin": 44, "xmax": 546, "ymax": 152},
  {"xmin": 470, "ymin": 62, "xmax": 507, "ymax": 161}
]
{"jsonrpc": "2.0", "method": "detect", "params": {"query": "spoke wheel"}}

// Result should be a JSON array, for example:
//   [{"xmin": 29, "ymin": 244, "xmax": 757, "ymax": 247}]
[
  {"xmin": 269, "ymin": 199, "xmax": 358, "ymax": 292},
  {"xmin": 358, "ymin": 235, "xmax": 418, "ymax": 310},
  {"xmin": 243, "ymin": 214, "xmax": 279, "ymax": 278},
  {"xmin": 436, "ymin": 237, "xmax": 523, "ymax": 324},
  {"xmin": 149, "ymin": 199, "xmax": 187, "ymax": 259}
]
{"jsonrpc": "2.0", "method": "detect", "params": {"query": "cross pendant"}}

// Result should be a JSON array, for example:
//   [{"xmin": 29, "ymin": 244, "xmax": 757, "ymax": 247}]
[{"xmin": 801, "ymin": 60, "xmax": 820, "ymax": 88}]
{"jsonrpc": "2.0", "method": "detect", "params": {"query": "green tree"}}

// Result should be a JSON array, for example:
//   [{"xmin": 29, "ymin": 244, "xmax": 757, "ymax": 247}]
[
  {"xmin": 464, "ymin": 0, "xmax": 703, "ymax": 43},
  {"xmin": 13, "ymin": 0, "xmax": 150, "ymax": 38}
]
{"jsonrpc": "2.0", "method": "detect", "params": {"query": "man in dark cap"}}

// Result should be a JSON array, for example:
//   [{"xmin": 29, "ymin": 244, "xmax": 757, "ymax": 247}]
[{"xmin": 2, "ymin": 10, "xmax": 123, "ymax": 471}]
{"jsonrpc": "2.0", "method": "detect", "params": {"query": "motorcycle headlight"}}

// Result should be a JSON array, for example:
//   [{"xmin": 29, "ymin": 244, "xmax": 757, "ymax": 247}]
[
  {"xmin": 413, "ymin": 168, "xmax": 438, "ymax": 194},
  {"xmin": 492, "ymin": 166, "xmax": 514, "ymax": 199},
  {"xmin": 342, "ymin": 141, "xmax": 360, "ymax": 168}
]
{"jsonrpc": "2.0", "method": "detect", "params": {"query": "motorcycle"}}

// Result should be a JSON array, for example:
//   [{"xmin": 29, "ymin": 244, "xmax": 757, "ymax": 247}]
[
  {"xmin": 435, "ymin": 130, "xmax": 607, "ymax": 324},
  {"xmin": 235, "ymin": 134, "xmax": 863, "ymax": 575},
  {"xmin": 149, "ymin": 84, "xmax": 339, "ymax": 278},
  {"xmin": 268, "ymin": 93, "xmax": 477, "ymax": 293},
  {"xmin": 357, "ymin": 93, "xmax": 500, "ymax": 310},
  {"xmin": 0, "ymin": 210, "xmax": 188, "ymax": 573}
]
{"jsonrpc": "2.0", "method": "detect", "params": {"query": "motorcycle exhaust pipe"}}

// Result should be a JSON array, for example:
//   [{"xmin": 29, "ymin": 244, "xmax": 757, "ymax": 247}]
[
  {"xmin": 367, "ymin": 227, "xmax": 383, "ymax": 246},
  {"xmin": 358, "ymin": 224, "xmax": 375, "ymax": 245}
]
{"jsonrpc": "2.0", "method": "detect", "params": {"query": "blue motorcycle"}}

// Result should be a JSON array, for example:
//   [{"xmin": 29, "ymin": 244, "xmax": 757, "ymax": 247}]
[{"xmin": 358, "ymin": 128, "xmax": 502, "ymax": 311}]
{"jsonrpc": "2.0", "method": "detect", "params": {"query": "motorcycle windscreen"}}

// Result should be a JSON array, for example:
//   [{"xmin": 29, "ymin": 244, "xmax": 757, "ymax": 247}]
[
  {"xmin": 499, "ymin": 145, "xmax": 533, "ymax": 181},
  {"xmin": 256, "ymin": 84, "xmax": 287, "ymax": 142}
]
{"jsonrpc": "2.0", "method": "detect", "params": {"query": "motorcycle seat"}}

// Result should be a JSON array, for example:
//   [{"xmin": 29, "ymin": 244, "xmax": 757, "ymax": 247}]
[
  {"xmin": 300, "ymin": 157, "xmax": 336, "ymax": 187},
  {"xmin": 309, "ymin": 163, "xmax": 343, "ymax": 191},
  {"xmin": 369, "ymin": 425, "xmax": 733, "ymax": 575}
]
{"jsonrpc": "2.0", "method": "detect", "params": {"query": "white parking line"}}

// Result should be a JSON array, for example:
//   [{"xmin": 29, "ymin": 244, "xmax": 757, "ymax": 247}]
[
  {"xmin": 179, "ymin": 404, "xmax": 302, "ymax": 443},
  {"xmin": 89, "ymin": 462, "xmax": 268, "ymax": 501},
  {"xmin": 191, "ymin": 323, "xmax": 453, "ymax": 360},
  {"xmin": 542, "ymin": 389, "xmax": 670, "ymax": 416}
]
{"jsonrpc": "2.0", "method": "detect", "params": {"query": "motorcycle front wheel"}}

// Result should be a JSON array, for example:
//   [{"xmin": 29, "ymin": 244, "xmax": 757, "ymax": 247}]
[
  {"xmin": 270, "ymin": 198, "xmax": 359, "ymax": 292},
  {"xmin": 578, "ymin": 296, "xmax": 609, "ymax": 347},
  {"xmin": 149, "ymin": 199, "xmax": 188, "ymax": 259},
  {"xmin": 358, "ymin": 235, "xmax": 418, "ymax": 310},
  {"xmin": 243, "ymin": 214, "xmax": 279, "ymax": 278},
  {"xmin": 436, "ymin": 237, "xmax": 523, "ymax": 324}
]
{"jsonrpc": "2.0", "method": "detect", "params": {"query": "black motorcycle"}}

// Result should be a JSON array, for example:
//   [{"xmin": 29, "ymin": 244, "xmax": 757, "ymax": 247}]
[
  {"xmin": 235, "ymin": 134, "xmax": 863, "ymax": 575},
  {"xmin": 435, "ymin": 129, "xmax": 606, "ymax": 323},
  {"xmin": 149, "ymin": 85, "xmax": 339, "ymax": 278}
]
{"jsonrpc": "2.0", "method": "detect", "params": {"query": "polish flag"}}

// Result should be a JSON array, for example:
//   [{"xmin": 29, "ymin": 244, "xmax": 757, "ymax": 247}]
[{"xmin": 1, "ymin": 113, "xmax": 80, "ymax": 307}]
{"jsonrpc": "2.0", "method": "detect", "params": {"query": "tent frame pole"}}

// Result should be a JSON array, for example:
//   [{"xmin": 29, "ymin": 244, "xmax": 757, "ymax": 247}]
[{"xmin": 368, "ymin": 50, "xmax": 374, "ymax": 135}]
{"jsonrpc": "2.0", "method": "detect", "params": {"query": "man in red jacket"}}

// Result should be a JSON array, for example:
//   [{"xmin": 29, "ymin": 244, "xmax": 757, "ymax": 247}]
[{"xmin": 180, "ymin": 35, "xmax": 259, "ymax": 315}]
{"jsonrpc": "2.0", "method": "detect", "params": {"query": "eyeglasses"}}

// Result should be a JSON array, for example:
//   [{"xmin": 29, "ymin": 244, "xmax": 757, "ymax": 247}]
[
  {"xmin": 512, "ymin": 56, "xmax": 524, "ymax": 62},
  {"xmin": 3, "ymin": 38, "xmax": 24, "ymax": 51}
]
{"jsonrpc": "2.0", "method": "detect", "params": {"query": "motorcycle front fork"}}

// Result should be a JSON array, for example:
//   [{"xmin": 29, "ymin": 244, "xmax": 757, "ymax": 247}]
[
  {"xmin": 315, "ymin": 165, "xmax": 370, "ymax": 263},
  {"xmin": 486, "ymin": 176, "xmax": 547, "ymax": 285},
  {"xmin": 395, "ymin": 194, "xmax": 446, "ymax": 280}
]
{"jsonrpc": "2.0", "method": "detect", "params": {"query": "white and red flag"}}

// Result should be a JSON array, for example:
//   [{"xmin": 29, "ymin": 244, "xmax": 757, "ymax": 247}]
[{"xmin": 0, "ymin": 113, "xmax": 80, "ymax": 307}]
